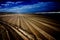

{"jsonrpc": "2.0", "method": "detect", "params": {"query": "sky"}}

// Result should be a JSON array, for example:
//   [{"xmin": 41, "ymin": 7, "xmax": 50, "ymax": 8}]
[{"xmin": 0, "ymin": 0, "xmax": 60, "ymax": 13}]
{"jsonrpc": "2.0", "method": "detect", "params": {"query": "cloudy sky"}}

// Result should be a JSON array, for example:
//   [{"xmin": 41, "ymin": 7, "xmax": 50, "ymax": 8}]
[{"xmin": 0, "ymin": 0, "xmax": 60, "ymax": 13}]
